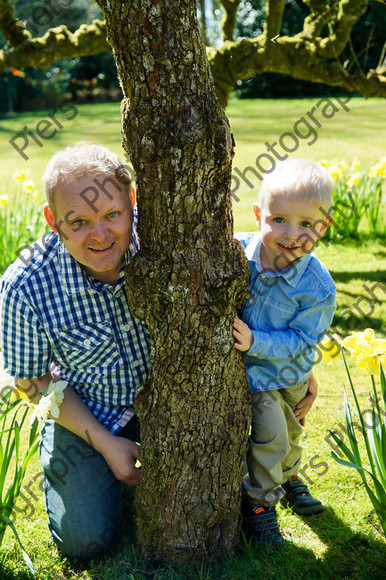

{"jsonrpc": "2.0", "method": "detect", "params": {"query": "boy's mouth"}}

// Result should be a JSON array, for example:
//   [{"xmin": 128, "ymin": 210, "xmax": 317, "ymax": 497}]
[{"xmin": 277, "ymin": 242, "xmax": 299, "ymax": 251}]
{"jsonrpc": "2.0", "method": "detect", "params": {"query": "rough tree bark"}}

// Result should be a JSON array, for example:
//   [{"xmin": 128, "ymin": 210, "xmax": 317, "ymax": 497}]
[
  {"xmin": 96, "ymin": 0, "xmax": 250, "ymax": 562},
  {"xmin": 1, "ymin": 0, "xmax": 385, "ymax": 106}
]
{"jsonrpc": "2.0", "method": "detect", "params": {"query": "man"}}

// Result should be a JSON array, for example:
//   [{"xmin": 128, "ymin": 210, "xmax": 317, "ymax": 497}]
[{"xmin": 0, "ymin": 142, "xmax": 150, "ymax": 559}]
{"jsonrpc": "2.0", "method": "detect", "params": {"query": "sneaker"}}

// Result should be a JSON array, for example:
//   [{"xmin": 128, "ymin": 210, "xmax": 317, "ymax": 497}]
[
  {"xmin": 281, "ymin": 476, "xmax": 324, "ymax": 515},
  {"xmin": 242, "ymin": 501, "xmax": 286, "ymax": 547}
]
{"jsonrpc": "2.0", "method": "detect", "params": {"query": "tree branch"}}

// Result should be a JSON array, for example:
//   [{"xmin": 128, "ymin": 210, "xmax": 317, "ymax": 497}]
[
  {"xmin": 221, "ymin": 0, "xmax": 241, "ymax": 42},
  {"xmin": 0, "ymin": 0, "xmax": 31, "ymax": 47},
  {"xmin": 311, "ymin": 0, "xmax": 370, "ymax": 58},
  {"xmin": 263, "ymin": 0, "xmax": 285, "ymax": 40},
  {"xmin": 301, "ymin": 1, "xmax": 339, "ymax": 39},
  {"xmin": 0, "ymin": 20, "xmax": 109, "ymax": 72},
  {"xmin": 208, "ymin": 33, "xmax": 386, "ymax": 107}
]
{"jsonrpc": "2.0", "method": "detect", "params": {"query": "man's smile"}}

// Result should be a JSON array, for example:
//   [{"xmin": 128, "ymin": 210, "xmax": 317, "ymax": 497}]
[{"xmin": 88, "ymin": 242, "xmax": 115, "ymax": 252}]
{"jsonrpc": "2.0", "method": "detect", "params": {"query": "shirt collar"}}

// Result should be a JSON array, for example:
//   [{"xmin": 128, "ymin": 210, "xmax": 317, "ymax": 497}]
[
  {"xmin": 245, "ymin": 232, "xmax": 312, "ymax": 288},
  {"xmin": 59, "ymin": 206, "xmax": 140, "ymax": 295}
]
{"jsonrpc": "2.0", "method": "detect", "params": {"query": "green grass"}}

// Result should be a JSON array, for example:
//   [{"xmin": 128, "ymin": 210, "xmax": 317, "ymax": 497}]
[
  {"xmin": 1, "ymin": 96, "xmax": 385, "ymax": 234},
  {"xmin": 1, "ymin": 98, "xmax": 385, "ymax": 578}
]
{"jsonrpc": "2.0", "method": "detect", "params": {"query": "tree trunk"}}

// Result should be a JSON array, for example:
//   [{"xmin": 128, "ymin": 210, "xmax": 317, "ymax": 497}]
[{"xmin": 96, "ymin": 0, "xmax": 250, "ymax": 562}]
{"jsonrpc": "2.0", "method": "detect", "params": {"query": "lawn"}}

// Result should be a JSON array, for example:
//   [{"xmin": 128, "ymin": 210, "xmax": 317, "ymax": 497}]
[{"xmin": 0, "ymin": 97, "xmax": 385, "ymax": 579}]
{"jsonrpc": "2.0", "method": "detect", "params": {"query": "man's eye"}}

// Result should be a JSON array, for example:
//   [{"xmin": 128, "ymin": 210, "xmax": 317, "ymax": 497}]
[
  {"xmin": 72, "ymin": 219, "xmax": 84, "ymax": 228},
  {"xmin": 300, "ymin": 221, "xmax": 311, "ymax": 228},
  {"xmin": 108, "ymin": 211, "xmax": 119, "ymax": 218},
  {"xmin": 273, "ymin": 217, "xmax": 284, "ymax": 223}
]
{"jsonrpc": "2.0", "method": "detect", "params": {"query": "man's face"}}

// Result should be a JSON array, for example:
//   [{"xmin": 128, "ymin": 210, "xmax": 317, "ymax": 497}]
[
  {"xmin": 253, "ymin": 193, "xmax": 329, "ymax": 271},
  {"xmin": 45, "ymin": 174, "xmax": 135, "ymax": 284}
]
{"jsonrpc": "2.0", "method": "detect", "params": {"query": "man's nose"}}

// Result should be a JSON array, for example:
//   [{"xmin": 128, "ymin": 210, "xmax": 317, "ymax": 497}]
[{"xmin": 90, "ymin": 222, "xmax": 108, "ymax": 241}]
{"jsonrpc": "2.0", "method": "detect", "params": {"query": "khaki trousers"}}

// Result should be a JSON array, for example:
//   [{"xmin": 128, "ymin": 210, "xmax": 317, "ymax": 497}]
[{"xmin": 243, "ymin": 379, "xmax": 309, "ymax": 506}]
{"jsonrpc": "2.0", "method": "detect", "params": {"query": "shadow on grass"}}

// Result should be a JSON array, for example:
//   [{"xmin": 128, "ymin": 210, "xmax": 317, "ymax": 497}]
[
  {"xmin": 329, "ymin": 271, "xmax": 386, "ymax": 285},
  {"xmin": 3, "ymin": 494, "xmax": 384, "ymax": 578},
  {"xmin": 294, "ymin": 506, "xmax": 386, "ymax": 579}
]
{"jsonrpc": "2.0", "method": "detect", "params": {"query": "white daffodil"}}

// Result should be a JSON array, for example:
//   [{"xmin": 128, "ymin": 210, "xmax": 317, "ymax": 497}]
[{"xmin": 30, "ymin": 381, "xmax": 68, "ymax": 425}]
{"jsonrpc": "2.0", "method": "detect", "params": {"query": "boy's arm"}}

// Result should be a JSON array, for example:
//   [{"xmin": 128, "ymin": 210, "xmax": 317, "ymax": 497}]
[
  {"xmin": 17, "ymin": 375, "xmax": 141, "ymax": 486},
  {"xmin": 232, "ymin": 317, "xmax": 319, "ymax": 425}
]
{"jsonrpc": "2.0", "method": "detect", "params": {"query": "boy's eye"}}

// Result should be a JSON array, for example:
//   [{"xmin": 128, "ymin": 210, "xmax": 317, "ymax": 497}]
[
  {"xmin": 273, "ymin": 217, "xmax": 284, "ymax": 224},
  {"xmin": 300, "ymin": 221, "xmax": 312, "ymax": 228},
  {"xmin": 72, "ymin": 219, "xmax": 84, "ymax": 228},
  {"xmin": 107, "ymin": 211, "xmax": 119, "ymax": 218}
]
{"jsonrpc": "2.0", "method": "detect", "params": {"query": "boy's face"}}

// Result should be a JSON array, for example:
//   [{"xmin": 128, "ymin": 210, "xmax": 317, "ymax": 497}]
[
  {"xmin": 44, "ymin": 174, "xmax": 135, "ymax": 284},
  {"xmin": 253, "ymin": 193, "xmax": 330, "ymax": 271}
]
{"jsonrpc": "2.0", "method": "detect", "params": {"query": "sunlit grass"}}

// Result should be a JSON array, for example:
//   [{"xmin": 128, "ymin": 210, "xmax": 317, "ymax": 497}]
[{"xmin": 0, "ymin": 98, "xmax": 385, "ymax": 577}]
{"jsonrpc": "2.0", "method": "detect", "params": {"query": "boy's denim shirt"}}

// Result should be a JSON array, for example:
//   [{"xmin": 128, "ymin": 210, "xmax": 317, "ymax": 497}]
[{"xmin": 235, "ymin": 232, "xmax": 336, "ymax": 393}]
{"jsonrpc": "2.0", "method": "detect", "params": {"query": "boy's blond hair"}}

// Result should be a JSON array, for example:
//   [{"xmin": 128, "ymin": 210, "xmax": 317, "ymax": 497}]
[
  {"xmin": 258, "ymin": 158, "xmax": 333, "ymax": 211},
  {"xmin": 42, "ymin": 142, "xmax": 131, "ymax": 217}
]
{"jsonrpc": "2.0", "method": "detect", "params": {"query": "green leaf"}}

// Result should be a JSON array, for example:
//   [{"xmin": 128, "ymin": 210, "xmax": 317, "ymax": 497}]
[{"xmin": 1, "ymin": 516, "xmax": 35, "ymax": 575}]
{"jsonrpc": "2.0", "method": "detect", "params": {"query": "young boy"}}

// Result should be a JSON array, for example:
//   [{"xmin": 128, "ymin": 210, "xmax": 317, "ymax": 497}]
[{"xmin": 233, "ymin": 158, "xmax": 336, "ymax": 547}]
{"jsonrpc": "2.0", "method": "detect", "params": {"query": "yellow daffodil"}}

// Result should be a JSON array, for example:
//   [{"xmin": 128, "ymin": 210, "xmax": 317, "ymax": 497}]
[
  {"xmin": 346, "ymin": 171, "xmax": 361, "ymax": 188},
  {"xmin": 369, "ymin": 157, "xmax": 386, "ymax": 178},
  {"xmin": 9, "ymin": 386, "xmax": 31, "ymax": 403},
  {"xmin": 350, "ymin": 158, "xmax": 360, "ymax": 171},
  {"xmin": 22, "ymin": 180, "xmax": 36, "ymax": 194},
  {"xmin": 328, "ymin": 161, "xmax": 347, "ymax": 180},
  {"xmin": 13, "ymin": 169, "xmax": 29, "ymax": 182},
  {"xmin": 0, "ymin": 195, "xmax": 9, "ymax": 206},
  {"xmin": 319, "ymin": 334, "xmax": 342, "ymax": 365},
  {"xmin": 341, "ymin": 329, "xmax": 386, "ymax": 375}
]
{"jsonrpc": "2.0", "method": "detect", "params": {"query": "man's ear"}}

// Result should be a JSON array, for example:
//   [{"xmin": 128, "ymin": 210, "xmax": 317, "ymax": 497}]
[
  {"xmin": 129, "ymin": 186, "xmax": 136, "ymax": 208},
  {"xmin": 44, "ymin": 204, "xmax": 58, "ymax": 233},
  {"xmin": 252, "ymin": 203, "xmax": 262, "ymax": 229}
]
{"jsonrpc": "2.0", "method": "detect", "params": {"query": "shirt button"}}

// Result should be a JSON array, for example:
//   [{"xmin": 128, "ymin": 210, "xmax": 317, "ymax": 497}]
[
  {"xmin": 84, "ymin": 339, "xmax": 91, "ymax": 347},
  {"xmin": 249, "ymin": 298, "xmax": 254, "ymax": 305},
  {"xmin": 260, "ymin": 274, "xmax": 265, "ymax": 279},
  {"xmin": 123, "ymin": 323, "xmax": 131, "ymax": 331},
  {"xmin": 115, "ymin": 291, "xmax": 122, "ymax": 298},
  {"xmin": 132, "ymin": 361, "xmax": 140, "ymax": 368}
]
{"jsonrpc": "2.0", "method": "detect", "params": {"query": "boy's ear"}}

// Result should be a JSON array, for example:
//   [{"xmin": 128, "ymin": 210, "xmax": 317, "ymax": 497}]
[
  {"xmin": 129, "ymin": 186, "xmax": 136, "ymax": 208},
  {"xmin": 252, "ymin": 203, "xmax": 262, "ymax": 229},
  {"xmin": 319, "ymin": 215, "xmax": 333, "ymax": 237},
  {"xmin": 44, "ymin": 204, "xmax": 58, "ymax": 233}
]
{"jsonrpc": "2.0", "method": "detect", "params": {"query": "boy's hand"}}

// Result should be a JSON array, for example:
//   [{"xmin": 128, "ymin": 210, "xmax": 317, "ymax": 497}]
[
  {"xmin": 294, "ymin": 373, "xmax": 318, "ymax": 426},
  {"xmin": 233, "ymin": 316, "xmax": 253, "ymax": 351}
]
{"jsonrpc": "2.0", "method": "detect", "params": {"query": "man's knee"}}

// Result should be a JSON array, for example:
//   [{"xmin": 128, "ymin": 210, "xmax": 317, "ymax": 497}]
[{"xmin": 50, "ymin": 517, "xmax": 121, "ymax": 560}]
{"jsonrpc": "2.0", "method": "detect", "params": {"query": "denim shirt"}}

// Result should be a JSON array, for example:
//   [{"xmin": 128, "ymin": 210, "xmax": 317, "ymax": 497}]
[{"xmin": 235, "ymin": 232, "xmax": 336, "ymax": 393}]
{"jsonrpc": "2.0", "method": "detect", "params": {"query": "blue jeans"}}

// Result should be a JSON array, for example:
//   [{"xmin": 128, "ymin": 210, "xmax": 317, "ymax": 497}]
[{"xmin": 40, "ymin": 417, "xmax": 140, "ymax": 560}]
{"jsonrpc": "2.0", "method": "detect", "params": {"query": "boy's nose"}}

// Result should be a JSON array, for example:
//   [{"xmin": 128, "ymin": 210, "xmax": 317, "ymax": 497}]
[{"xmin": 283, "ymin": 224, "xmax": 297, "ymax": 240}]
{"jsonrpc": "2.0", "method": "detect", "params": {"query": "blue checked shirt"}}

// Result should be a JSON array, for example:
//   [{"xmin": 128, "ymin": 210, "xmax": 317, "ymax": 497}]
[
  {"xmin": 0, "ymin": 208, "xmax": 150, "ymax": 434},
  {"xmin": 235, "ymin": 232, "xmax": 336, "ymax": 393}
]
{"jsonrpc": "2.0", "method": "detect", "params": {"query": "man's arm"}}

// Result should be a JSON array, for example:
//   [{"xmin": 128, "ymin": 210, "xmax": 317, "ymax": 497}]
[{"xmin": 17, "ymin": 374, "xmax": 141, "ymax": 486}]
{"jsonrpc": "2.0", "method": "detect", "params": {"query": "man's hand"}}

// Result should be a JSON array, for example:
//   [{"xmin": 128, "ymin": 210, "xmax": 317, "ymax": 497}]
[
  {"xmin": 101, "ymin": 436, "xmax": 142, "ymax": 486},
  {"xmin": 233, "ymin": 316, "xmax": 253, "ymax": 351},
  {"xmin": 294, "ymin": 373, "xmax": 318, "ymax": 426}
]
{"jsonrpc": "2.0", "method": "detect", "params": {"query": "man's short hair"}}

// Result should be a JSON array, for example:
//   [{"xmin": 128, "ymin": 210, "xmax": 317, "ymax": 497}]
[
  {"xmin": 258, "ymin": 158, "xmax": 333, "ymax": 211},
  {"xmin": 42, "ymin": 142, "xmax": 131, "ymax": 216}
]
